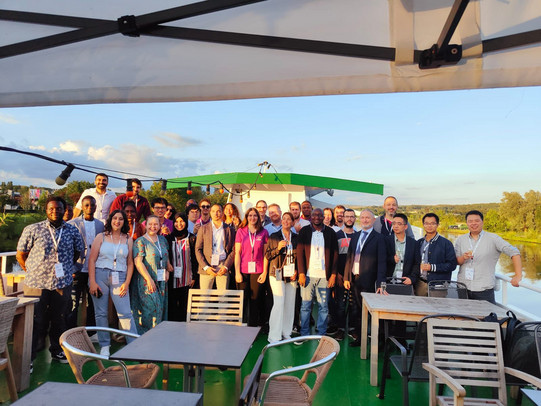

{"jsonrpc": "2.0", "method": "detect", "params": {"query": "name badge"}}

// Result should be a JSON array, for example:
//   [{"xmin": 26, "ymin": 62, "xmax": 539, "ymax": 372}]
[
  {"xmin": 157, "ymin": 268, "xmax": 166, "ymax": 281},
  {"xmin": 312, "ymin": 259, "xmax": 324, "ymax": 271},
  {"xmin": 111, "ymin": 271, "xmax": 120, "ymax": 285},
  {"xmin": 211, "ymin": 253, "xmax": 220, "ymax": 266},
  {"xmin": 275, "ymin": 268, "xmax": 283, "ymax": 281},
  {"xmin": 465, "ymin": 267, "xmax": 474, "ymax": 281},
  {"xmin": 248, "ymin": 261, "xmax": 256, "ymax": 273},
  {"xmin": 174, "ymin": 266, "xmax": 183, "ymax": 278},
  {"xmin": 54, "ymin": 263, "xmax": 64, "ymax": 278},
  {"xmin": 353, "ymin": 262, "xmax": 360, "ymax": 276},
  {"xmin": 283, "ymin": 264, "xmax": 295, "ymax": 278}
]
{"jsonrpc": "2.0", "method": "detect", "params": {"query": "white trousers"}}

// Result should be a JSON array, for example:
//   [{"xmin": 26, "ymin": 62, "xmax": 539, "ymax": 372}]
[{"xmin": 268, "ymin": 275, "xmax": 297, "ymax": 343}]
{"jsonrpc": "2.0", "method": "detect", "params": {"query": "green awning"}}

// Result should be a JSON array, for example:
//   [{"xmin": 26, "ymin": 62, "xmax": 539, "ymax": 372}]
[{"xmin": 167, "ymin": 172, "xmax": 383, "ymax": 195}]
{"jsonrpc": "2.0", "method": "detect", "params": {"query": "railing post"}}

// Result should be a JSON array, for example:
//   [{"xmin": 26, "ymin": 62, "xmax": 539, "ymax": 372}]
[{"xmin": 501, "ymin": 279, "xmax": 508, "ymax": 307}]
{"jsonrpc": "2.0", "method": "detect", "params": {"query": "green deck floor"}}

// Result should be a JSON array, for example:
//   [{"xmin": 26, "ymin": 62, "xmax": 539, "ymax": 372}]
[{"xmin": 0, "ymin": 332, "xmax": 536, "ymax": 405}]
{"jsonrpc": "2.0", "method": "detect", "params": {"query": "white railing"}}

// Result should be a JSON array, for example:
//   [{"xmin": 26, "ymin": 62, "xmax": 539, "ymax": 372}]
[{"xmin": 496, "ymin": 273, "xmax": 541, "ymax": 321}]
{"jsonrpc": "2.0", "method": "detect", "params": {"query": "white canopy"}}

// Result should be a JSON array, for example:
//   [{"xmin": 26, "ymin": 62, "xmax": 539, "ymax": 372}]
[{"xmin": 1, "ymin": 0, "xmax": 541, "ymax": 107}]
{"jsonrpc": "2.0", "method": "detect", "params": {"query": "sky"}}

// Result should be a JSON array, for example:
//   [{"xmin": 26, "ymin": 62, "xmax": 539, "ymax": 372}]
[{"xmin": 1, "ymin": 85, "xmax": 540, "ymax": 207}]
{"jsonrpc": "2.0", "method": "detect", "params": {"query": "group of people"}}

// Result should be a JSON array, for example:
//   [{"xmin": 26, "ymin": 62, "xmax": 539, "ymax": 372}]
[{"xmin": 15, "ymin": 173, "xmax": 524, "ymax": 365}]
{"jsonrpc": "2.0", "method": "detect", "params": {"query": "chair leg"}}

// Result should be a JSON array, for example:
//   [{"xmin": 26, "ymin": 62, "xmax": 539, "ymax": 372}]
[
  {"xmin": 402, "ymin": 374, "xmax": 409, "ymax": 406},
  {"xmin": 2, "ymin": 350, "xmax": 18, "ymax": 402},
  {"xmin": 378, "ymin": 343, "xmax": 391, "ymax": 399}
]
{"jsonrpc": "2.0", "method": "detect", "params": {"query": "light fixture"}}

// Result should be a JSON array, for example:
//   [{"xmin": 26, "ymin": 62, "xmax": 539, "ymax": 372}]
[
  {"xmin": 161, "ymin": 179, "xmax": 167, "ymax": 193},
  {"xmin": 126, "ymin": 178, "xmax": 133, "ymax": 192},
  {"xmin": 240, "ymin": 195, "xmax": 243, "ymax": 203},
  {"xmin": 55, "ymin": 163, "xmax": 75, "ymax": 186},
  {"xmin": 187, "ymin": 181, "xmax": 192, "ymax": 195},
  {"xmin": 247, "ymin": 191, "xmax": 250, "ymax": 198},
  {"xmin": 206, "ymin": 184, "xmax": 211, "ymax": 195},
  {"xmin": 219, "ymin": 183, "xmax": 224, "ymax": 194}
]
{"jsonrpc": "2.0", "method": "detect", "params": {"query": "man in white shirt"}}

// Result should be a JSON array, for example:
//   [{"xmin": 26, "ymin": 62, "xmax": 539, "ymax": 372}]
[
  {"xmin": 289, "ymin": 201, "xmax": 310, "ymax": 234},
  {"xmin": 73, "ymin": 173, "xmax": 116, "ymax": 224},
  {"xmin": 455, "ymin": 210, "xmax": 522, "ymax": 303}
]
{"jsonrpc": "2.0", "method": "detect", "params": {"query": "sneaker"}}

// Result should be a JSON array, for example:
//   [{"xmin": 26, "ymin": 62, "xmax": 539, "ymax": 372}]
[
  {"xmin": 348, "ymin": 331, "xmax": 359, "ymax": 341},
  {"xmin": 326, "ymin": 325, "xmax": 338, "ymax": 336},
  {"xmin": 335, "ymin": 330, "xmax": 345, "ymax": 341},
  {"xmin": 30, "ymin": 361, "xmax": 33, "ymax": 374},
  {"xmin": 51, "ymin": 351, "xmax": 68, "ymax": 364},
  {"xmin": 293, "ymin": 340, "xmax": 304, "ymax": 346},
  {"xmin": 100, "ymin": 346, "xmax": 110, "ymax": 357}
]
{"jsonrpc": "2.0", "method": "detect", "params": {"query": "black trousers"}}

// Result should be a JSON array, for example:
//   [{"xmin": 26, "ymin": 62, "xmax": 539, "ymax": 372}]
[
  {"xmin": 32, "ymin": 286, "xmax": 72, "ymax": 360},
  {"xmin": 237, "ymin": 273, "xmax": 264, "ymax": 327}
]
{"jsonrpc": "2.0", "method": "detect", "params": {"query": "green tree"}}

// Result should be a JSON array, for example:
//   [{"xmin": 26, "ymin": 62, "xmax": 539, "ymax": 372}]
[
  {"xmin": 53, "ymin": 180, "xmax": 93, "ymax": 206},
  {"xmin": 499, "ymin": 191, "xmax": 525, "ymax": 232}
]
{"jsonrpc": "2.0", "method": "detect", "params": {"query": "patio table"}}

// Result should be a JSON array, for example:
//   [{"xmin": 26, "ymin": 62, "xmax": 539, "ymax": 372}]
[
  {"xmin": 12, "ymin": 381, "xmax": 202, "ymax": 405},
  {"xmin": 360, "ymin": 292, "xmax": 508, "ymax": 386},
  {"xmin": 110, "ymin": 321, "xmax": 260, "ymax": 403}
]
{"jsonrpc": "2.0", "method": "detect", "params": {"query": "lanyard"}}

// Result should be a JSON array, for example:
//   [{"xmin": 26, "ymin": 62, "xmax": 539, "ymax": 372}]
[
  {"xmin": 146, "ymin": 235, "xmax": 163, "ymax": 263},
  {"xmin": 110, "ymin": 234, "xmax": 122, "ymax": 268},
  {"xmin": 175, "ymin": 238, "xmax": 187, "ymax": 268},
  {"xmin": 130, "ymin": 224, "xmax": 135, "ymax": 239},
  {"xmin": 468, "ymin": 231, "xmax": 484, "ymax": 258},
  {"xmin": 356, "ymin": 231, "xmax": 368, "ymax": 254},
  {"xmin": 282, "ymin": 231, "xmax": 293, "ymax": 264},
  {"xmin": 395, "ymin": 238, "xmax": 405, "ymax": 259},
  {"xmin": 47, "ymin": 224, "xmax": 63, "ymax": 261},
  {"xmin": 384, "ymin": 218, "xmax": 392, "ymax": 235},
  {"xmin": 248, "ymin": 230, "xmax": 256, "ymax": 260}
]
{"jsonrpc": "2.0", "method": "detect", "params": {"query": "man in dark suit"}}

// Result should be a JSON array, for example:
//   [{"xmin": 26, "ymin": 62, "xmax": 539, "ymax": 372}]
[
  {"xmin": 296, "ymin": 208, "xmax": 338, "ymax": 336},
  {"xmin": 195, "ymin": 204, "xmax": 235, "ymax": 290},
  {"xmin": 385, "ymin": 213, "xmax": 419, "ymax": 285},
  {"xmin": 68, "ymin": 195, "xmax": 104, "ymax": 329},
  {"xmin": 344, "ymin": 209, "xmax": 387, "ymax": 346}
]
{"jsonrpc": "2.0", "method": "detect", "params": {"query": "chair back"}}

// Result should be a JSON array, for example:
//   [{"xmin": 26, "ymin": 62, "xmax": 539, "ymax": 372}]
[
  {"xmin": 187, "ymin": 289, "xmax": 244, "ymax": 325},
  {"xmin": 384, "ymin": 277, "xmax": 414, "ymax": 295},
  {"xmin": 238, "ymin": 353, "xmax": 264, "ymax": 406},
  {"xmin": 428, "ymin": 280, "xmax": 468, "ymax": 299},
  {"xmin": 0, "ymin": 297, "xmax": 18, "ymax": 353},
  {"xmin": 59, "ymin": 327, "xmax": 105, "ymax": 384},
  {"xmin": 302, "ymin": 336, "xmax": 341, "ymax": 403},
  {"xmin": 408, "ymin": 314, "xmax": 480, "ymax": 375},
  {"xmin": 426, "ymin": 318, "xmax": 507, "ymax": 403}
]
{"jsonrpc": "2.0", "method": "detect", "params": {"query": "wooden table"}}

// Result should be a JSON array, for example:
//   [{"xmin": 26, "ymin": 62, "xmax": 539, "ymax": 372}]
[
  {"xmin": 12, "ymin": 381, "xmax": 202, "ymax": 406},
  {"xmin": 111, "ymin": 321, "xmax": 260, "ymax": 403},
  {"xmin": 12, "ymin": 297, "xmax": 38, "ymax": 392},
  {"xmin": 2, "ymin": 271, "xmax": 26, "ymax": 295},
  {"xmin": 522, "ymin": 388, "xmax": 541, "ymax": 406},
  {"xmin": 360, "ymin": 293, "xmax": 509, "ymax": 386}
]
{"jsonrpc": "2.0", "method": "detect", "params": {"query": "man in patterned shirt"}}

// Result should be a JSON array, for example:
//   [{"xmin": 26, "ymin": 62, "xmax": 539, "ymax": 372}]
[{"xmin": 17, "ymin": 195, "xmax": 84, "ymax": 363}]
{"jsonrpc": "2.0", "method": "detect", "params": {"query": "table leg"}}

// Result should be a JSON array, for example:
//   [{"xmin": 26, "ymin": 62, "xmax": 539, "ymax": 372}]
[
  {"xmin": 12, "ymin": 303, "xmax": 35, "ymax": 392},
  {"xmin": 195, "ymin": 366, "xmax": 205, "ymax": 406},
  {"xmin": 183, "ymin": 365, "xmax": 192, "ymax": 392},
  {"xmin": 360, "ymin": 300, "xmax": 368, "ymax": 359},
  {"xmin": 162, "ymin": 363, "xmax": 170, "ymax": 390},
  {"xmin": 370, "ymin": 311, "xmax": 379, "ymax": 386},
  {"xmin": 235, "ymin": 368, "xmax": 241, "ymax": 400}
]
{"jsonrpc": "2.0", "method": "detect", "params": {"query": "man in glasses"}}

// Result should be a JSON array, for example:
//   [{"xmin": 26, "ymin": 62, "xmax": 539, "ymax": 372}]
[
  {"xmin": 385, "ymin": 213, "xmax": 418, "ymax": 286},
  {"xmin": 414, "ymin": 213, "xmax": 457, "ymax": 296},
  {"xmin": 193, "ymin": 198, "xmax": 212, "ymax": 235},
  {"xmin": 142, "ymin": 197, "xmax": 173, "ymax": 236},
  {"xmin": 256, "ymin": 200, "xmax": 271, "ymax": 226}
]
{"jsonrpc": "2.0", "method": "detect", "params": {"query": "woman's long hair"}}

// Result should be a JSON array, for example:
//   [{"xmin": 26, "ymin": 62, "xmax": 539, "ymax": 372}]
[
  {"xmin": 104, "ymin": 210, "xmax": 130, "ymax": 234},
  {"xmin": 239, "ymin": 207, "xmax": 263, "ymax": 233}
]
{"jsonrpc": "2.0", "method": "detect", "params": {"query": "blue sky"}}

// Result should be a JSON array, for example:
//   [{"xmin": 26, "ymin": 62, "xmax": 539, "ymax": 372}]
[{"xmin": 1, "ymin": 86, "xmax": 540, "ymax": 206}]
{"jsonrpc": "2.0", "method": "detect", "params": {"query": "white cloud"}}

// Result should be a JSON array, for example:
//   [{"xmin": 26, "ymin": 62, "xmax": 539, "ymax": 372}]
[
  {"xmin": 0, "ymin": 113, "xmax": 19, "ymax": 125},
  {"xmin": 152, "ymin": 132, "xmax": 202, "ymax": 148},
  {"xmin": 28, "ymin": 145, "xmax": 47, "ymax": 151}
]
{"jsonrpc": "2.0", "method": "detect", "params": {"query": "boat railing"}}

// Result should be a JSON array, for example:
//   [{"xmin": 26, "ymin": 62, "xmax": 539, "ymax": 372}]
[
  {"xmin": 496, "ymin": 273, "xmax": 541, "ymax": 321},
  {"xmin": 1, "ymin": 250, "xmax": 539, "ymax": 320}
]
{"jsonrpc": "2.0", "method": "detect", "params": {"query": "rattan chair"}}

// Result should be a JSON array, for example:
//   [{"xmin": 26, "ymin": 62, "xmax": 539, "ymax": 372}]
[
  {"xmin": 423, "ymin": 318, "xmax": 541, "ymax": 406},
  {"xmin": 240, "ymin": 335, "xmax": 340, "ymax": 406},
  {"xmin": 0, "ymin": 297, "xmax": 19, "ymax": 402},
  {"xmin": 59, "ymin": 326, "xmax": 159, "ymax": 388}
]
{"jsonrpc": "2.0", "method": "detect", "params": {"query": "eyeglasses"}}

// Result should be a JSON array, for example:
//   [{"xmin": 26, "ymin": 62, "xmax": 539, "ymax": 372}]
[
  {"xmin": 200, "ymin": 205, "xmax": 211, "ymax": 209},
  {"xmin": 423, "ymin": 222, "xmax": 438, "ymax": 226},
  {"xmin": 154, "ymin": 206, "xmax": 166, "ymax": 211},
  {"xmin": 392, "ymin": 222, "xmax": 405, "ymax": 226}
]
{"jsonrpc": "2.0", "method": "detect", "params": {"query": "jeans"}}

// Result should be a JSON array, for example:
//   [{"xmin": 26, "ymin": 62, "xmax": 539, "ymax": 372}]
[
  {"xmin": 300, "ymin": 277, "xmax": 329, "ymax": 336},
  {"xmin": 90, "ymin": 268, "xmax": 138, "ymax": 347}
]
